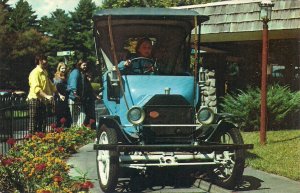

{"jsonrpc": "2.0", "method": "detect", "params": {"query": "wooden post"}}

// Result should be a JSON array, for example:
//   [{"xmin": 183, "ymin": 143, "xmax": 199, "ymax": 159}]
[{"xmin": 260, "ymin": 22, "xmax": 269, "ymax": 145}]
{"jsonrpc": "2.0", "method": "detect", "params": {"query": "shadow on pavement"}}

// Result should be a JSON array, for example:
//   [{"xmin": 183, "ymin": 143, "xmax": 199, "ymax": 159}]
[
  {"xmin": 235, "ymin": 175, "xmax": 270, "ymax": 192},
  {"xmin": 108, "ymin": 171, "xmax": 197, "ymax": 193}
]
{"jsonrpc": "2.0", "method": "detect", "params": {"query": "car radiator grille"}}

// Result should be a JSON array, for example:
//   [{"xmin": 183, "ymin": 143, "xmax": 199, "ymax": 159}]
[{"xmin": 143, "ymin": 106, "xmax": 195, "ymax": 144}]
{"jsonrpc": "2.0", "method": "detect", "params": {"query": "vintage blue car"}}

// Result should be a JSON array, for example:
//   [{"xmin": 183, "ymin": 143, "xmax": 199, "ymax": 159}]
[{"xmin": 93, "ymin": 7, "xmax": 253, "ymax": 192}]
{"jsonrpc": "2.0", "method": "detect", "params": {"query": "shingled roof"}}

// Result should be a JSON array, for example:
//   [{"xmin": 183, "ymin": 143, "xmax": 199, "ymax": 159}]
[{"xmin": 174, "ymin": 0, "xmax": 300, "ymax": 42}]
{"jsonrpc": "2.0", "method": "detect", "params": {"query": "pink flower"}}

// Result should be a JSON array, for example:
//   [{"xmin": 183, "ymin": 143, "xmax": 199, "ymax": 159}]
[
  {"xmin": 50, "ymin": 123, "xmax": 57, "ymax": 129},
  {"xmin": 89, "ymin": 119, "xmax": 96, "ymax": 124},
  {"xmin": 24, "ymin": 134, "xmax": 33, "ymax": 140},
  {"xmin": 81, "ymin": 181, "xmax": 94, "ymax": 189},
  {"xmin": 54, "ymin": 127, "xmax": 64, "ymax": 133},
  {"xmin": 2, "ymin": 158, "xmax": 14, "ymax": 166},
  {"xmin": 36, "ymin": 132, "xmax": 45, "ymax": 138},
  {"xmin": 60, "ymin": 117, "xmax": 66, "ymax": 124},
  {"xmin": 6, "ymin": 138, "xmax": 16, "ymax": 146}
]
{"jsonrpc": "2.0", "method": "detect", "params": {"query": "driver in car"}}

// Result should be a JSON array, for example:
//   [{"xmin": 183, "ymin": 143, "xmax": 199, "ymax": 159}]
[{"xmin": 118, "ymin": 37, "xmax": 156, "ymax": 75}]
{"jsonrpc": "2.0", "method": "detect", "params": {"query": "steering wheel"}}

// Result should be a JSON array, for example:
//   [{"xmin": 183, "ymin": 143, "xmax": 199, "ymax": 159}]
[{"xmin": 128, "ymin": 57, "xmax": 156, "ymax": 75}]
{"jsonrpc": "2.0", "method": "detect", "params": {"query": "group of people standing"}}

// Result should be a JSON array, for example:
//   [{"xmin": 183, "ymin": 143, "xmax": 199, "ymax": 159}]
[{"xmin": 27, "ymin": 54, "xmax": 99, "ymax": 133}]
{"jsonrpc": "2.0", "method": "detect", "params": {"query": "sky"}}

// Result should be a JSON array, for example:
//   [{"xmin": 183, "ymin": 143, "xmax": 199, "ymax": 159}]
[{"xmin": 7, "ymin": 0, "xmax": 103, "ymax": 18}]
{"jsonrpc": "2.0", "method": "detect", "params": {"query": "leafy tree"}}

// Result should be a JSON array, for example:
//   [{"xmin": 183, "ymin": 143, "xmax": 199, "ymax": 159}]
[
  {"xmin": 70, "ymin": 0, "xmax": 97, "ymax": 71},
  {"xmin": 101, "ymin": 0, "xmax": 224, "ymax": 8},
  {"xmin": 101, "ymin": 0, "xmax": 169, "ymax": 8},
  {"xmin": 0, "ymin": 3, "xmax": 9, "ymax": 58},
  {"xmin": 8, "ymin": 29, "xmax": 49, "ymax": 89},
  {"xmin": 40, "ymin": 9, "xmax": 73, "ymax": 51},
  {"xmin": 7, "ymin": 0, "xmax": 38, "ymax": 32},
  {"xmin": 2, "ymin": 0, "xmax": 47, "ymax": 89},
  {"xmin": 0, "ymin": 0, "xmax": 12, "ymax": 88},
  {"xmin": 39, "ymin": 9, "xmax": 75, "ymax": 71}
]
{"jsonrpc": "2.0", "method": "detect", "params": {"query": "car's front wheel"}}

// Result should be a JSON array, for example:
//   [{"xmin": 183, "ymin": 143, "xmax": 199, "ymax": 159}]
[
  {"xmin": 210, "ymin": 127, "xmax": 245, "ymax": 189},
  {"xmin": 96, "ymin": 127, "xmax": 119, "ymax": 192}
]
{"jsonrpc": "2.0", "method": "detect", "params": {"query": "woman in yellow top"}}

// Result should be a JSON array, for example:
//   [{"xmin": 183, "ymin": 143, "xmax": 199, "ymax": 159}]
[{"xmin": 27, "ymin": 54, "xmax": 64, "ymax": 133}]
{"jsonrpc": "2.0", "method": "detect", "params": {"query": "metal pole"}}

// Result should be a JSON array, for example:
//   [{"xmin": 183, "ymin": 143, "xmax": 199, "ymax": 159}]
[{"xmin": 260, "ymin": 21, "xmax": 268, "ymax": 145}]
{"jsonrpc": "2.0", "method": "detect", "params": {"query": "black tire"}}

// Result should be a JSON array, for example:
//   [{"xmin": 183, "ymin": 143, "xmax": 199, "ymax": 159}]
[
  {"xmin": 210, "ymin": 127, "xmax": 245, "ymax": 189},
  {"xmin": 96, "ymin": 127, "xmax": 119, "ymax": 192}
]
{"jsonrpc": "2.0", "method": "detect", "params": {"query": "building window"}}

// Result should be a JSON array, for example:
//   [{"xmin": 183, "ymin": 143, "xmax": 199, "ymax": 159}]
[{"xmin": 271, "ymin": 65, "xmax": 285, "ymax": 78}]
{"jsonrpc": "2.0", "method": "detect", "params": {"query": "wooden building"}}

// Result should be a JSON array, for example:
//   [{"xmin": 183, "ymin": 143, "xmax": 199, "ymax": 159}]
[{"xmin": 175, "ymin": 0, "xmax": 300, "ymax": 95}]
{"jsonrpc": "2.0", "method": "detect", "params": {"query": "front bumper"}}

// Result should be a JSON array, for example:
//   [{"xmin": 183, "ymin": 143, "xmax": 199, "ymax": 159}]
[
  {"xmin": 95, "ymin": 143, "xmax": 253, "ymax": 168},
  {"xmin": 94, "ymin": 143, "xmax": 253, "ymax": 152}
]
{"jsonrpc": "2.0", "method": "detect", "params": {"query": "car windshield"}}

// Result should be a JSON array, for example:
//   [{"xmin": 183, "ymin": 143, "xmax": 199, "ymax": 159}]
[
  {"xmin": 117, "ymin": 37, "xmax": 192, "ymax": 76},
  {"xmin": 92, "ymin": 8, "xmax": 210, "ymax": 76}
]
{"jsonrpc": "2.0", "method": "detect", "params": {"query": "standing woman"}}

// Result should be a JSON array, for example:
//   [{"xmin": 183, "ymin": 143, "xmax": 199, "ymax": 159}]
[
  {"xmin": 67, "ymin": 60, "xmax": 86, "ymax": 126},
  {"xmin": 53, "ymin": 62, "xmax": 72, "ymax": 128}
]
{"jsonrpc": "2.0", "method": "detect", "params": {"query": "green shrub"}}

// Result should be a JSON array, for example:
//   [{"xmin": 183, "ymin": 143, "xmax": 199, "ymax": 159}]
[{"xmin": 220, "ymin": 84, "xmax": 300, "ymax": 131}]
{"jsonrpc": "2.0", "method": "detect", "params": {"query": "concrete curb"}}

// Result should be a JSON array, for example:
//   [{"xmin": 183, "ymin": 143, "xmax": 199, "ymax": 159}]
[{"xmin": 194, "ymin": 179, "xmax": 232, "ymax": 193}]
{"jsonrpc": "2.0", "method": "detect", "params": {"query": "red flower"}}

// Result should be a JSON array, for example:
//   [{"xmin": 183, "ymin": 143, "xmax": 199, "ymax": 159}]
[
  {"xmin": 35, "ymin": 163, "xmax": 46, "ymax": 171},
  {"xmin": 54, "ymin": 127, "xmax": 64, "ymax": 133},
  {"xmin": 89, "ymin": 119, "xmax": 96, "ymax": 124},
  {"xmin": 81, "ymin": 181, "xmax": 94, "ymax": 189},
  {"xmin": 41, "ymin": 190, "xmax": 52, "ymax": 193},
  {"xmin": 50, "ymin": 123, "xmax": 57, "ymax": 129},
  {"xmin": 83, "ymin": 122, "xmax": 89, "ymax": 127},
  {"xmin": 60, "ymin": 117, "xmax": 66, "ymax": 124},
  {"xmin": 53, "ymin": 175, "xmax": 63, "ymax": 183},
  {"xmin": 24, "ymin": 134, "xmax": 33, "ymax": 140},
  {"xmin": 57, "ymin": 146, "xmax": 64, "ymax": 152},
  {"xmin": 36, "ymin": 132, "xmax": 45, "ymax": 138},
  {"xmin": 6, "ymin": 138, "xmax": 16, "ymax": 146},
  {"xmin": 2, "ymin": 158, "xmax": 14, "ymax": 166}
]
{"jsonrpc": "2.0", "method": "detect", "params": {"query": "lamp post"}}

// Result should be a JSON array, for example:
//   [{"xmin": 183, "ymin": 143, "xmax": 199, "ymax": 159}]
[{"xmin": 259, "ymin": 0, "xmax": 274, "ymax": 145}]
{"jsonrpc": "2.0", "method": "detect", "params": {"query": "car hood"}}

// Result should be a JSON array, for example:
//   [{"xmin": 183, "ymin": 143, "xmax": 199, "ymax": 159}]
[
  {"xmin": 122, "ymin": 75, "xmax": 195, "ymax": 107},
  {"xmin": 102, "ymin": 74, "xmax": 197, "ymax": 137}
]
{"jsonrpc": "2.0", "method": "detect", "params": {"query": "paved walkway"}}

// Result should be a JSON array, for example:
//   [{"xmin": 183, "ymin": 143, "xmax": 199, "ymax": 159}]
[
  {"xmin": 68, "ymin": 143, "xmax": 300, "ymax": 193},
  {"xmin": 234, "ymin": 167, "xmax": 300, "ymax": 193}
]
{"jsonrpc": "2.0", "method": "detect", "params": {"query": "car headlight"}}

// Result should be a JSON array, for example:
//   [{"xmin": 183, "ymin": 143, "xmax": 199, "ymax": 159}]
[
  {"xmin": 197, "ymin": 107, "xmax": 215, "ymax": 125},
  {"xmin": 127, "ymin": 106, "xmax": 145, "ymax": 125}
]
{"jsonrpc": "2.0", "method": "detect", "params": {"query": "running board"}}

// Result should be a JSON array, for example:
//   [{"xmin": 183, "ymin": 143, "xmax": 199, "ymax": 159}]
[{"xmin": 94, "ymin": 144, "xmax": 253, "ymax": 152}]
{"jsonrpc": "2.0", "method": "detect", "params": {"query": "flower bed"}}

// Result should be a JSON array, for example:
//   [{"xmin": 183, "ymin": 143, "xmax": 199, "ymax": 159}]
[{"xmin": 0, "ymin": 122, "xmax": 96, "ymax": 193}]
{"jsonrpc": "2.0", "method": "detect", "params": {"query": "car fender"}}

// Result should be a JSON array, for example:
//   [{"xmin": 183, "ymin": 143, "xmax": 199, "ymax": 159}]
[
  {"xmin": 97, "ymin": 116, "xmax": 131, "ymax": 143},
  {"xmin": 206, "ymin": 120, "xmax": 237, "ymax": 142}
]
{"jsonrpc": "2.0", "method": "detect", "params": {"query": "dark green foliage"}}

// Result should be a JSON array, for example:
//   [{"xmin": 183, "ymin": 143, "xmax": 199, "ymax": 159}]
[
  {"xmin": 0, "ymin": 3, "xmax": 9, "ymax": 59},
  {"xmin": 7, "ymin": 0, "xmax": 38, "ymax": 32},
  {"xmin": 39, "ymin": 9, "xmax": 75, "ymax": 70},
  {"xmin": 0, "ymin": 0, "xmax": 234, "ymax": 90},
  {"xmin": 220, "ymin": 85, "xmax": 300, "ymax": 131},
  {"xmin": 101, "ymin": 0, "xmax": 223, "ymax": 8},
  {"xmin": 0, "ymin": 2, "xmax": 11, "ymax": 88},
  {"xmin": 70, "ymin": 0, "xmax": 96, "ymax": 60},
  {"xmin": 69, "ymin": 0, "xmax": 98, "ymax": 76},
  {"xmin": 0, "ymin": 1, "xmax": 46, "ymax": 89}
]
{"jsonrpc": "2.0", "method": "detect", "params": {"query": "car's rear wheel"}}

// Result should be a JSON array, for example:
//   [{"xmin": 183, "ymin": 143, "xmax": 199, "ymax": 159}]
[
  {"xmin": 96, "ymin": 127, "xmax": 119, "ymax": 192},
  {"xmin": 210, "ymin": 127, "xmax": 245, "ymax": 189}
]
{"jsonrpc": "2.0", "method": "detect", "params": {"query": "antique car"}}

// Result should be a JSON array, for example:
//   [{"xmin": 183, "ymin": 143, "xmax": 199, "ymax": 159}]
[{"xmin": 92, "ymin": 7, "xmax": 253, "ymax": 192}]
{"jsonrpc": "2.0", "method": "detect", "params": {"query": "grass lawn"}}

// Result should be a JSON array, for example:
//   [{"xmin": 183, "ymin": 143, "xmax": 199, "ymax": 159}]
[
  {"xmin": 242, "ymin": 130, "xmax": 300, "ymax": 181},
  {"xmin": 4, "ymin": 110, "xmax": 28, "ymax": 118}
]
